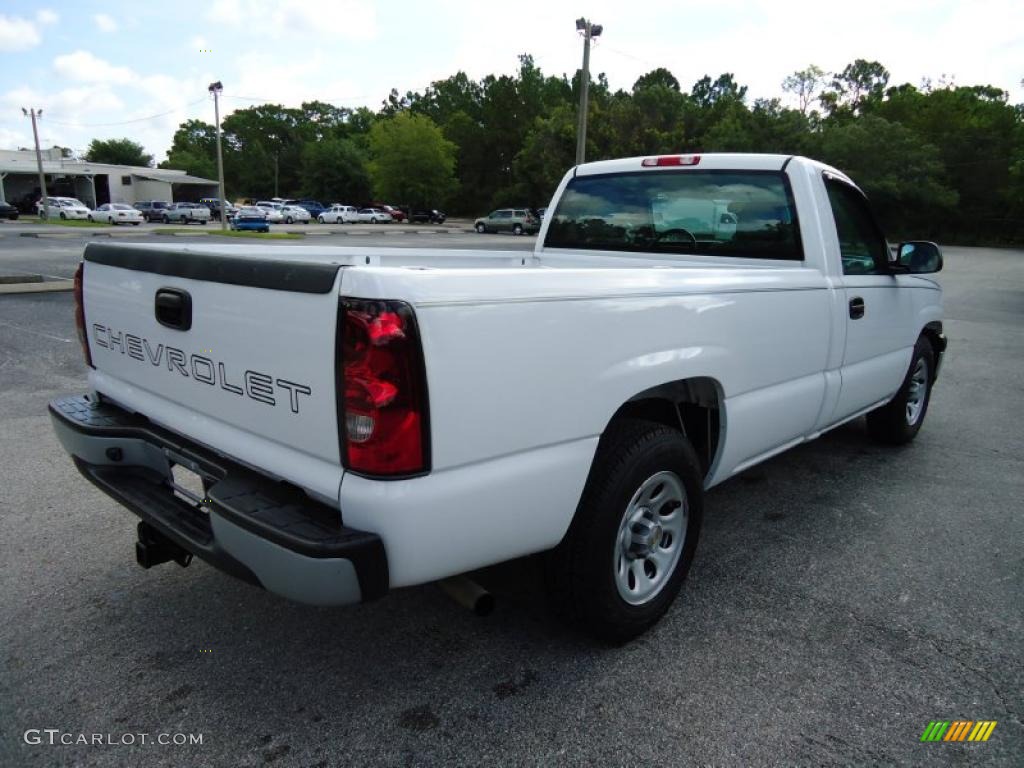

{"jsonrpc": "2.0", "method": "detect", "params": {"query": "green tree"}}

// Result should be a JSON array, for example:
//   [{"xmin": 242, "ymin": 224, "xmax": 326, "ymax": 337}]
[
  {"xmin": 162, "ymin": 119, "xmax": 218, "ymax": 180},
  {"xmin": 84, "ymin": 137, "xmax": 153, "ymax": 167},
  {"xmin": 820, "ymin": 60, "xmax": 890, "ymax": 116},
  {"xmin": 815, "ymin": 115, "xmax": 957, "ymax": 234},
  {"xmin": 300, "ymin": 138, "xmax": 370, "ymax": 203},
  {"xmin": 160, "ymin": 149, "xmax": 216, "ymax": 181},
  {"xmin": 222, "ymin": 104, "xmax": 306, "ymax": 197},
  {"xmin": 782, "ymin": 65, "xmax": 825, "ymax": 116},
  {"xmin": 368, "ymin": 112, "xmax": 457, "ymax": 207},
  {"xmin": 633, "ymin": 68, "xmax": 681, "ymax": 93},
  {"xmin": 514, "ymin": 105, "xmax": 577, "ymax": 206}
]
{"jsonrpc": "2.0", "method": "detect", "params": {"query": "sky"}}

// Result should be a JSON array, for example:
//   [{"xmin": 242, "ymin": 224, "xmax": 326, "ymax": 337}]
[{"xmin": 1, "ymin": 0, "xmax": 1021, "ymax": 164}]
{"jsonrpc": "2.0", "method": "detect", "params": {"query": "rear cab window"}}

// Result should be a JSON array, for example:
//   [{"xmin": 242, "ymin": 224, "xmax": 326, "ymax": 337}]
[{"xmin": 544, "ymin": 170, "xmax": 803, "ymax": 260}]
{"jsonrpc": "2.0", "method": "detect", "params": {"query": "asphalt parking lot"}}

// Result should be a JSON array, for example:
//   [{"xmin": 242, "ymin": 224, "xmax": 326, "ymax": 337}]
[{"xmin": 0, "ymin": 234, "xmax": 1021, "ymax": 766}]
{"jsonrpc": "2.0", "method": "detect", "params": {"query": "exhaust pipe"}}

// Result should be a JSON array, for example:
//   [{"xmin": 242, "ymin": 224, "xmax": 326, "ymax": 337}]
[
  {"xmin": 136, "ymin": 522, "xmax": 193, "ymax": 569},
  {"xmin": 439, "ymin": 575, "xmax": 494, "ymax": 617}
]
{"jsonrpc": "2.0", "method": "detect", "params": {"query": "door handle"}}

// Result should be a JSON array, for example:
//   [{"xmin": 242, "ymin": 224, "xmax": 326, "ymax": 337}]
[
  {"xmin": 849, "ymin": 296, "xmax": 865, "ymax": 319},
  {"xmin": 155, "ymin": 288, "xmax": 193, "ymax": 331}
]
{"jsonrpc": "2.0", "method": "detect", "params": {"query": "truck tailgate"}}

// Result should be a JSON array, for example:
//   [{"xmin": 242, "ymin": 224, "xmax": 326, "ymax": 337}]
[{"xmin": 81, "ymin": 243, "xmax": 344, "ymax": 501}]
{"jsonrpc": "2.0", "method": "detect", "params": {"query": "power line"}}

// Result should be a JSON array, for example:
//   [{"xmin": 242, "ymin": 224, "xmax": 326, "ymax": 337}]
[
  {"xmin": 595, "ymin": 40, "xmax": 664, "ymax": 71},
  {"xmin": 222, "ymin": 94, "xmax": 376, "ymax": 105},
  {"xmin": 42, "ymin": 98, "xmax": 208, "ymax": 127}
]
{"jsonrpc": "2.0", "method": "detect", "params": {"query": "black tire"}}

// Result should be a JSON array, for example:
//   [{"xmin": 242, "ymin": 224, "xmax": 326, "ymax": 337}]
[
  {"xmin": 87, "ymin": 215, "xmax": 93, "ymax": 222},
  {"xmin": 285, "ymin": 216, "xmax": 293, "ymax": 224},
  {"xmin": 60, "ymin": 212, "xmax": 67, "ymax": 220},
  {"xmin": 866, "ymin": 337, "xmax": 935, "ymax": 445},
  {"xmin": 163, "ymin": 215, "xmax": 171, "ymax": 224},
  {"xmin": 513, "ymin": 223, "xmax": 524, "ymax": 235},
  {"xmin": 132, "ymin": 222, "xmax": 139, "ymax": 226},
  {"xmin": 318, "ymin": 217, "xmax": 325, "ymax": 224},
  {"xmin": 475, "ymin": 223, "xmax": 486, "ymax": 233},
  {"xmin": 546, "ymin": 418, "xmax": 704, "ymax": 643}
]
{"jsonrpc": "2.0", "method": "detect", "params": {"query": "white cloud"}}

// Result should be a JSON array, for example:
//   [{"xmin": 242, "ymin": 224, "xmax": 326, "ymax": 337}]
[
  {"xmin": 0, "ymin": 15, "xmax": 41, "ymax": 51},
  {"xmin": 37, "ymin": 10, "xmax": 59, "ymax": 25},
  {"xmin": 191, "ymin": 35, "xmax": 208, "ymax": 50},
  {"xmin": 53, "ymin": 51, "xmax": 137, "ymax": 85},
  {"xmin": 206, "ymin": 0, "xmax": 377, "ymax": 40},
  {"xmin": 227, "ymin": 51, "xmax": 363, "ymax": 108},
  {"xmin": 94, "ymin": 14, "xmax": 118, "ymax": 33},
  {"xmin": 0, "ymin": 126, "xmax": 26, "ymax": 150}
]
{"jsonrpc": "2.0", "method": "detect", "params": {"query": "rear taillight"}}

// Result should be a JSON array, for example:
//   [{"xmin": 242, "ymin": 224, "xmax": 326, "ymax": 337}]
[
  {"xmin": 73, "ymin": 262, "xmax": 93, "ymax": 368},
  {"xmin": 339, "ymin": 298, "xmax": 429, "ymax": 476}
]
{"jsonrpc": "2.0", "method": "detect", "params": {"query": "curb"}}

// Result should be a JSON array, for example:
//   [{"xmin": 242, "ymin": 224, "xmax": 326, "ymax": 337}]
[
  {"xmin": 0, "ymin": 280, "xmax": 73, "ymax": 295},
  {"xmin": 9, "ymin": 225, "xmax": 492, "ymax": 239}
]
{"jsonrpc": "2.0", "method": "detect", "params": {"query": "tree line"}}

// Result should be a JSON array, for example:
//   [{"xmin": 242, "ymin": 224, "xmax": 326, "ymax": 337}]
[{"xmin": 89, "ymin": 55, "xmax": 1024, "ymax": 243}]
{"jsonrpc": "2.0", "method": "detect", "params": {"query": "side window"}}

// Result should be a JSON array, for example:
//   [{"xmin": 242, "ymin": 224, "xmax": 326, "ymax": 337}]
[{"xmin": 824, "ymin": 176, "xmax": 889, "ymax": 275}]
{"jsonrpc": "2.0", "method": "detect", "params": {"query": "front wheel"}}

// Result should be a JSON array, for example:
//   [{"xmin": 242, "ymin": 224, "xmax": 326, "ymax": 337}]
[
  {"xmin": 512, "ymin": 223, "xmax": 524, "ymax": 236},
  {"xmin": 60, "ymin": 212, "xmax": 67, "ymax": 220},
  {"xmin": 866, "ymin": 337, "xmax": 935, "ymax": 444},
  {"xmin": 475, "ymin": 223, "xmax": 486, "ymax": 234},
  {"xmin": 546, "ymin": 418, "xmax": 703, "ymax": 643}
]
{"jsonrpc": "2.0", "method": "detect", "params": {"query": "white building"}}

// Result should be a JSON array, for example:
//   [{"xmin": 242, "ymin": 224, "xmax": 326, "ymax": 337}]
[{"xmin": 0, "ymin": 149, "xmax": 218, "ymax": 210}]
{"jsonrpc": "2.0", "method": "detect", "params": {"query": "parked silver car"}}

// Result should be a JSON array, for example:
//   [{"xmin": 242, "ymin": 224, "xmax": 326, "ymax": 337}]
[{"xmin": 161, "ymin": 202, "xmax": 211, "ymax": 224}]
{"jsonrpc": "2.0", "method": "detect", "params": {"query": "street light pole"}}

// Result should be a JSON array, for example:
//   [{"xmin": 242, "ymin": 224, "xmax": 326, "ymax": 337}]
[
  {"xmin": 209, "ymin": 81, "xmax": 227, "ymax": 231},
  {"xmin": 574, "ymin": 18, "xmax": 602, "ymax": 165},
  {"xmin": 22, "ymin": 108, "xmax": 49, "ymax": 219}
]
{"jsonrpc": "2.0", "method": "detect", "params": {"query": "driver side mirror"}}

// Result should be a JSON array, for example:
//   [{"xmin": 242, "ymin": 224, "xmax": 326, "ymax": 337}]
[{"xmin": 890, "ymin": 240, "xmax": 943, "ymax": 274}]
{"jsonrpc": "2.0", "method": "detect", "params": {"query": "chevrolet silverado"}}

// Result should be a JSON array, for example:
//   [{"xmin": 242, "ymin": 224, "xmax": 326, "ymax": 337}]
[{"xmin": 50, "ymin": 153, "xmax": 946, "ymax": 641}]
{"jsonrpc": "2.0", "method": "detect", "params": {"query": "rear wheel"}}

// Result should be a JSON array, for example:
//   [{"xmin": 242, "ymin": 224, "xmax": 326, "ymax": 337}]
[
  {"xmin": 546, "ymin": 418, "xmax": 703, "ymax": 643},
  {"xmin": 513, "ymin": 223, "xmax": 524, "ymax": 235},
  {"xmin": 866, "ymin": 337, "xmax": 935, "ymax": 444}
]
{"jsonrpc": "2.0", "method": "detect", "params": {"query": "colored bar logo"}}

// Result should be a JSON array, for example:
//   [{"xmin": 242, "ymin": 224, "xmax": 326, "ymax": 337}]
[{"xmin": 920, "ymin": 721, "xmax": 997, "ymax": 742}]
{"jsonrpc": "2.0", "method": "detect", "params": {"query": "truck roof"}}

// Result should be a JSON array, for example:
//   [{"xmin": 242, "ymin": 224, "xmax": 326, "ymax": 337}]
[{"xmin": 574, "ymin": 153, "xmax": 851, "ymax": 185}]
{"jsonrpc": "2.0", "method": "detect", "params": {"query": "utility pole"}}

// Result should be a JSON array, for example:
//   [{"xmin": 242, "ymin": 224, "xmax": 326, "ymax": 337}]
[
  {"xmin": 209, "ymin": 81, "xmax": 227, "ymax": 230},
  {"xmin": 574, "ymin": 18, "xmax": 602, "ymax": 165},
  {"xmin": 22, "ymin": 108, "xmax": 49, "ymax": 219}
]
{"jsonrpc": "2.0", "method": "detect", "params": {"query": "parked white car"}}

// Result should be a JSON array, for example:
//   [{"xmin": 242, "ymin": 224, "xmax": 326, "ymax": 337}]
[
  {"xmin": 38, "ymin": 197, "xmax": 91, "ymax": 220},
  {"xmin": 280, "ymin": 205, "xmax": 311, "ymax": 224},
  {"xmin": 89, "ymin": 203, "xmax": 144, "ymax": 226},
  {"xmin": 255, "ymin": 202, "xmax": 284, "ymax": 223},
  {"xmin": 318, "ymin": 204, "xmax": 359, "ymax": 224},
  {"xmin": 51, "ymin": 153, "xmax": 946, "ymax": 642},
  {"xmin": 355, "ymin": 207, "xmax": 392, "ymax": 223}
]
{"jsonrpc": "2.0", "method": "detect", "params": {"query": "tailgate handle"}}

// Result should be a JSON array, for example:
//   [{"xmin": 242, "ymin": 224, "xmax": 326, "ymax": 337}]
[{"xmin": 155, "ymin": 288, "xmax": 192, "ymax": 331}]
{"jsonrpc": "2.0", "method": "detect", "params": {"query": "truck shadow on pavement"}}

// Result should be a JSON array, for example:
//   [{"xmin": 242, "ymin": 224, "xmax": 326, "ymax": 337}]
[{"xmin": 39, "ymin": 416, "xmax": 970, "ymax": 765}]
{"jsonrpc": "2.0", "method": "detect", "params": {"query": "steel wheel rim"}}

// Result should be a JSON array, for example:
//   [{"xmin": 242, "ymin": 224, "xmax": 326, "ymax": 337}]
[
  {"xmin": 905, "ymin": 357, "xmax": 929, "ymax": 425},
  {"xmin": 614, "ymin": 471, "xmax": 687, "ymax": 605}
]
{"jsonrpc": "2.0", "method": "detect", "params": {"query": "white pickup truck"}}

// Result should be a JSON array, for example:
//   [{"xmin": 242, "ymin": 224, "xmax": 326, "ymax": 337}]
[{"xmin": 51, "ymin": 153, "xmax": 946, "ymax": 641}]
